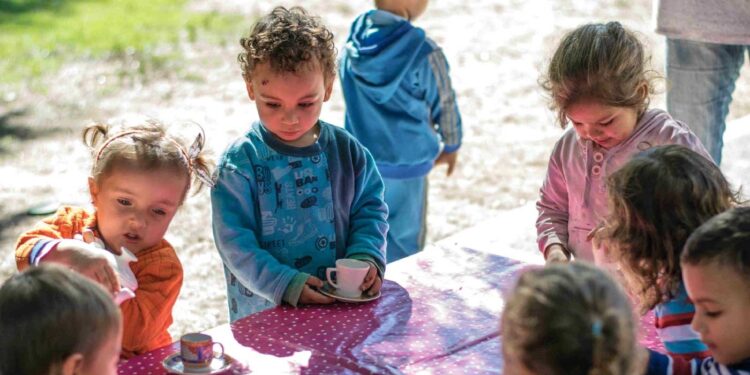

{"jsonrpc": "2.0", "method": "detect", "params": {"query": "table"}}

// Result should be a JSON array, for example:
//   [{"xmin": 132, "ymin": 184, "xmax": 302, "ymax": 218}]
[{"xmin": 118, "ymin": 241, "xmax": 663, "ymax": 374}]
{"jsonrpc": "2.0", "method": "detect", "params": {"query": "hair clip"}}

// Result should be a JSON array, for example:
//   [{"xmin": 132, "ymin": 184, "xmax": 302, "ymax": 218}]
[
  {"xmin": 185, "ymin": 125, "xmax": 214, "ymax": 188},
  {"xmin": 591, "ymin": 318, "xmax": 603, "ymax": 337}
]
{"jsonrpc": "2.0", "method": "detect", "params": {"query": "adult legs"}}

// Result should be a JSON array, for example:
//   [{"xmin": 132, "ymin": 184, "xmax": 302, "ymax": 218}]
[{"xmin": 666, "ymin": 39, "xmax": 746, "ymax": 165}]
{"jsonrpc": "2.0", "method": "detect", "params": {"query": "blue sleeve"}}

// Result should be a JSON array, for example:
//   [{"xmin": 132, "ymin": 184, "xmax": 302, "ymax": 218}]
[
  {"xmin": 211, "ymin": 159, "xmax": 299, "ymax": 306},
  {"xmin": 344, "ymin": 145, "xmax": 388, "ymax": 273},
  {"xmin": 422, "ymin": 46, "xmax": 462, "ymax": 153},
  {"xmin": 646, "ymin": 349, "xmax": 709, "ymax": 375},
  {"xmin": 647, "ymin": 349, "xmax": 674, "ymax": 375}
]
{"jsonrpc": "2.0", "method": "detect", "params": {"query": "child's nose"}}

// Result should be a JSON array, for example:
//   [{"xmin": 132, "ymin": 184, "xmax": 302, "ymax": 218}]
[
  {"xmin": 128, "ymin": 212, "xmax": 146, "ymax": 230},
  {"xmin": 282, "ymin": 109, "xmax": 298, "ymax": 124},
  {"xmin": 586, "ymin": 124, "xmax": 602, "ymax": 138},
  {"xmin": 690, "ymin": 314, "xmax": 705, "ymax": 335}
]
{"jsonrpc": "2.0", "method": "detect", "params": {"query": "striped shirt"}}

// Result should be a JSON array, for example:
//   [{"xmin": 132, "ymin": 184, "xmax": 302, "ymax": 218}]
[{"xmin": 654, "ymin": 282, "xmax": 710, "ymax": 360}]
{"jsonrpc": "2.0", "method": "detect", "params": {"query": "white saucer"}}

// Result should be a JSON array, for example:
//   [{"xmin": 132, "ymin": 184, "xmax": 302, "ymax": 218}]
[
  {"xmin": 319, "ymin": 283, "xmax": 381, "ymax": 303},
  {"xmin": 162, "ymin": 352, "xmax": 235, "ymax": 374}
]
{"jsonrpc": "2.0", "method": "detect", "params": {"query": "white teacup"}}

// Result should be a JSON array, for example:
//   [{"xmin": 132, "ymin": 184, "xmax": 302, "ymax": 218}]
[{"xmin": 326, "ymin": 259, "xmax": 370, "ymax": 298}]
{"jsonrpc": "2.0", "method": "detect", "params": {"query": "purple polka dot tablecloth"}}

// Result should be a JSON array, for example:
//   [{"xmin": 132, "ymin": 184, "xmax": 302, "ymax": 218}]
[{"xmin": 118, "ymin": 245, "xmax": 664, "ymax": 374}]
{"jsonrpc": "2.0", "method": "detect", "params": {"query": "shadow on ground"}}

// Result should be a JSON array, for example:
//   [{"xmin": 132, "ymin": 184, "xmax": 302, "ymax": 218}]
[
  {"xmin": 0, "ymin": 209, "xmax": 38, "ymax": 248},
  {"xmin": 0, "ymin": 107, "xmax": 71, "ymax": 155}
]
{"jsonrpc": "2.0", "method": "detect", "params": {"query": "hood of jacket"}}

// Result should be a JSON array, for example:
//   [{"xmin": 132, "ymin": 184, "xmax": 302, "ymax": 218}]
[{"xmin": 342, "ymin": 9, "xmax": 429, "ymax": 104}]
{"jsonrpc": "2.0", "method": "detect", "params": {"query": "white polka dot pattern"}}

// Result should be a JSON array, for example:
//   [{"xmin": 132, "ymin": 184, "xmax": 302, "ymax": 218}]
[{"xmin": 117, "ymin": 245, "xmax": 664, "ymax": 374}]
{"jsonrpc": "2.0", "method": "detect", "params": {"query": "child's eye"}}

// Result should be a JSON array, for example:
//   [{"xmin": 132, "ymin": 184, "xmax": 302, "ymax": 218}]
[
  {"xmin": 705, "ymin": 310, "xmax": 722, "ymax": 318},
  {"xmin": 117, "ymin": 199, "xmax": 132, "ymax": 206},
  {"xmin": 265, "ymin": 102, "xmax": 281, "ymax": 109},
  {"xmin": 299, "ymin": 102, "xmax": 314, "ymax": 108},
  {"xmin": 599, "ymin": 119, "xmax": 614, "ymax": 126},
  {"xmin": 152, "ymin": 208, "xmax": 167, "ymax": 216}
]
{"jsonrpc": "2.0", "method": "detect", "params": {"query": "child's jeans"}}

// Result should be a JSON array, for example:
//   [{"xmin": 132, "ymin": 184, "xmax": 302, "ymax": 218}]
[
  {"xmin": 383, "ymin": 177, "xmax": 427, "ymax": 263},
  {"xmin": 665, "ymin": 38, "xmax": 749, "ymax": 165}
]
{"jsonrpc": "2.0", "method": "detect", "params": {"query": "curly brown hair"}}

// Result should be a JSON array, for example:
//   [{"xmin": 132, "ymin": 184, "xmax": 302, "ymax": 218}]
[
  {"xmin": 540, "ymin": 22, "xmax": 658, "ymax": 128},
  {"xmin": 599, "ymin": 145, "xmax": 740, "ymax": 311},
  {"xmin": 502, "ymin": 262, "xmax": 638, "ymax": 375},
  {"xmin": 238, "ymin": 6, "xmax": 337, "ymax": 83}
]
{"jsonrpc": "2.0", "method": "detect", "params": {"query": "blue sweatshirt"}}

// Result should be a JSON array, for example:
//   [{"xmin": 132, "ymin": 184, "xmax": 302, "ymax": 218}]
[
  {"xmin": 211, "ymin": 120, "xmax": 388, "ymax": 320},
  {"xmin": 339, "ymin": 9, "xmax": 462, "ymax": 179}
]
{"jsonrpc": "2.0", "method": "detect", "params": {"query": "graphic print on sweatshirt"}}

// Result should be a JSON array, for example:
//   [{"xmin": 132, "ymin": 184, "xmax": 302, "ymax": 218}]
[{"xmin": 254, "ymin": 152, "xmax": 336, "ymax": 277}]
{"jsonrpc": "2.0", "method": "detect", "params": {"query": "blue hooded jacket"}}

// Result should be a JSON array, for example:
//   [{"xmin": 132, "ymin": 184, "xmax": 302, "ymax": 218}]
[{"xmin": 339, "ymin": 10, "xmax": 462, "ymax": 179}]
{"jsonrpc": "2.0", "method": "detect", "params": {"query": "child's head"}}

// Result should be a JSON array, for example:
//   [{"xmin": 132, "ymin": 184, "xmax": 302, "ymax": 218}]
[
  {"xmin": 0, "ymin": 265, "xmax": 122, "ymax": 375},
  {"xmin": 541, "ymin": 22, "xmax": 656, "ymax": 149},
  {"xmin": 501, "ymin": 262, "xmax": 638, "ymax": 375},
  {"xmin": 83, "ymin": 119, "xmax": 212, "ymax": 253},
  {"xmin": 681, "ymin": 206, "xmax": 750, "ymax": 365},
  {"xmin": 238, "ymin": 6, "xmax": 336, "ymax": 147},
  {"xmin": 601, "ymin": 145, "xmax": 738, "ymax": 311},
  {"xmin": 375, "ymin": 0, "xmax": 429, "ymax": 21}
]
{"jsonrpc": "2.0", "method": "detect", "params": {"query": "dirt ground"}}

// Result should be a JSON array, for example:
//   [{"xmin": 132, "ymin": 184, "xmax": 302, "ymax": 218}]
[{"xmin": 1, "ymin": 0, "xmax": 749, "ymax": 338}]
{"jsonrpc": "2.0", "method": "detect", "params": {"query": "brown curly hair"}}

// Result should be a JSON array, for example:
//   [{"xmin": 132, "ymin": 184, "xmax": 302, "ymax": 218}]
[
  {"xmin": 238, "ymin": 6, "xmax": 337, "ymax": 83},
  {"xmin": 599, "ymin": 145, "xmax": 740, "ymax": 312},
  {"xmin": 501, "ymin": 262, "xmax": 639, "ymax": 375},
  {"xmin": 540, "ymin": 22, "xmax": 658, "ymax": 128}
]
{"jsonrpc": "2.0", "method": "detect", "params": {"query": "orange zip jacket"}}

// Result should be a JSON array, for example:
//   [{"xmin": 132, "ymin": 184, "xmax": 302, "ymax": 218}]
[{"xmin": 15, "ymin": 206, "xmax": 183, "ymax": 358}]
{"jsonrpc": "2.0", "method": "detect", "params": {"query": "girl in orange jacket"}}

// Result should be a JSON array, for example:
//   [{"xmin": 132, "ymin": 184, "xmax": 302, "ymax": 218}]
[{"xmin": 15, "ymin": 119, "xmax": 212, "ymax": 358}]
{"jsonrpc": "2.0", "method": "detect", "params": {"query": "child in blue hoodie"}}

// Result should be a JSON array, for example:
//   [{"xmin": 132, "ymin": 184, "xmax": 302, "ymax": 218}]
[
  {"xmin": 340, "ymin": 0, "xmax": 463, "ymax": 263},
  {"xmin": 212, "ymin": 6, "xmax": 388, "ymax": 321}
]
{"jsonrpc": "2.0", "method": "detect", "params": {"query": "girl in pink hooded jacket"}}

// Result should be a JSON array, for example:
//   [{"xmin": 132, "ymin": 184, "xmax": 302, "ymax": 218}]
[{"xmin": 536, "ymin": 21, "xmax": 711, "ymax": 263}]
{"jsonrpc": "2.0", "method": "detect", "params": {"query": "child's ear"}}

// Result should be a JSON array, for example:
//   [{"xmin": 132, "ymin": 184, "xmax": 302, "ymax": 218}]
[
  {"xmin": 88, "ymin": 176, "xmax": 99, "ymax": 204},
  {"xmin": 637, "ymin": 80, "xmax": 649, "ymax": 101},
  {"xmin": 323, "ymin": 77, "xmax": 334, "ymax": 102},
  {"xmin": 60, "ymin": 353, "xmax": 84, "ymax": 375},
  {"xmin": 245, "ymin": 80, "xmax": 256, "ymax": 101}
]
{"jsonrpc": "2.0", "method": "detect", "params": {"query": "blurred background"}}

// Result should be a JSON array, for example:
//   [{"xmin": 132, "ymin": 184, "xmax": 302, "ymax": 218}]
[{"xmin": 1, "ymin": 0, "xmax": 749, "ymax": 337}]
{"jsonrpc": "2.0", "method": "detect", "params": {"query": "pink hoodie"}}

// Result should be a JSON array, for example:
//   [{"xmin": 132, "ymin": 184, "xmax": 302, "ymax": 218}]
[{"xmin": 536, "ymin": 108, "xmax": 712, "ymax": 262}]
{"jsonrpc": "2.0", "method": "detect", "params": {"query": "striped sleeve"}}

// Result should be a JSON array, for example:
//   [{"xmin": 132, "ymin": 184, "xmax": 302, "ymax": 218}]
[
  {"xmin": 653, "ymin": 283, "xmax": 710, "ymax": 360},
  {"xmin": 426, "ymin": 47, "xmax": 462, "ymax": 152},
  {"xmin": 15, "ymin": 206, "xmax": 91, "ymax": 270}
]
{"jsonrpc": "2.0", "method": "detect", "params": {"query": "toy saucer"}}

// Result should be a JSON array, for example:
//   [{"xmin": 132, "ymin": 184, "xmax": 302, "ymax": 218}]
[
  {"xmin": 318, "ymin": 282, "xmax": 381, "ymax": 303},
  {"xmin": 162, "ymin": 352, "xmax": 236, "ymax": 374}
]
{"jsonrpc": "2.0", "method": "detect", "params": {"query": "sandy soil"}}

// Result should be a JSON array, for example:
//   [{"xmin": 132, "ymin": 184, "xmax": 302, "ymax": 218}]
[{"xmin": 1, "ymin": 0, "xmax": 749, "ymax": 339}]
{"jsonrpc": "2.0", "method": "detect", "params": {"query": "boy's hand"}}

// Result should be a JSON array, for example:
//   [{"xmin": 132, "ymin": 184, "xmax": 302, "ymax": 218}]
[
  {"xmin": 544, "ymin": 244, "xmax": 570, "ymax": 264},
  {"xmin": 435, "ymin": 150, "xmax": 458, "ymax": 176},
  {"xmin": 299, "ymin": 276, "xmax": 335, "ymax": 305},
  {"xmin": 45, "ymin": 239, "xmax": 121, "ymax": 294},
  {"xmin": 360, "ymin": 264, "xmax": 382, "ymax": 296}
]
